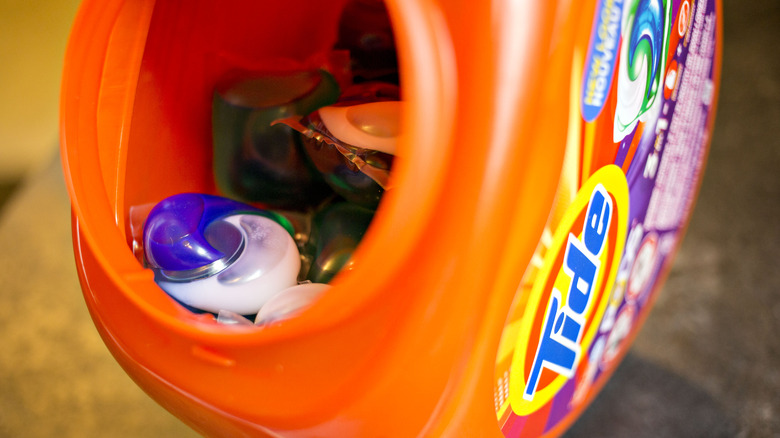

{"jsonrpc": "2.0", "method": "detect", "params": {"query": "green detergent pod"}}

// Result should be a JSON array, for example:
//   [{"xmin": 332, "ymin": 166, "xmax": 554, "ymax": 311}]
[
  {"xmin": 306, "ymin": 202, "xmax": 375, "ymax": 284},
  {"xmin": 212, "ymin": 70, "xmax": 340, "ymax": 209}
]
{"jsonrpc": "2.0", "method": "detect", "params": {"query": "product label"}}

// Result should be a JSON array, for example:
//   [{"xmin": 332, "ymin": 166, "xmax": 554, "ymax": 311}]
[
  {"xmin": 510, "ymin": 168, "xmax": 628, "ymax": 415},
  {"xmin": 495, "ymin": 0, "xmax": 718, "ymax": 435}
]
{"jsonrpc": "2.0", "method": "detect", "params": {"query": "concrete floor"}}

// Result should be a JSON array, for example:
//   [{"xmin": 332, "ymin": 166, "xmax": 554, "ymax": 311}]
[{"xmin": 0, "ymin": 0, "xmax": 777, "ymax": 437}]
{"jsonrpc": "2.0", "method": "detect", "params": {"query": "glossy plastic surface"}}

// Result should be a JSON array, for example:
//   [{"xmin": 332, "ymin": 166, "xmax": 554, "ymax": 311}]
[{"xmin": 60, "ymin": 0, "xmax": 721, "ymax": 436}]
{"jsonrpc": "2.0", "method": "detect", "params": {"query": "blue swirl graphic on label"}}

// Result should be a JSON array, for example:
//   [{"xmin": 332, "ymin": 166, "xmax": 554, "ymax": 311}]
[
  {"xmin": 613, "ymin": 0, "xmax": 672, "ymax": 141},
  {"xmin": 581, "ymin": 0, "xmax": 624, "ymax": 122},
  {"xmin": 627, "ymin": 0, "xmax": 664, "ymax": 102}
]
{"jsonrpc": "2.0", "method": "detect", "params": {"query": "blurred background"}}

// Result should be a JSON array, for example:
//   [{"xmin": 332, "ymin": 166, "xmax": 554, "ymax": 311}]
[
  {"xmin": 0, "ymin": 1, "xmax": 79, "ymax": 183},
  {"xmin": 0, "ymin": 0, "xmax": 777, "ymax": 437}
]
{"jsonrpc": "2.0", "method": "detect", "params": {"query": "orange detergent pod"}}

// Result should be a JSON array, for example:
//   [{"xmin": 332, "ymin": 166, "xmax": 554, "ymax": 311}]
[{"xmin": 60, "ymin": 0, "xmax": 722, "ymax": 437}]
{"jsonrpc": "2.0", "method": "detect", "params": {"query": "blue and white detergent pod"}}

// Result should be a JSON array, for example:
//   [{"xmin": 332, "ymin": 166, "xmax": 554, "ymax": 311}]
[{"xmin": 143, "ymin": 193, "xmax": 327, "ymax": 319}]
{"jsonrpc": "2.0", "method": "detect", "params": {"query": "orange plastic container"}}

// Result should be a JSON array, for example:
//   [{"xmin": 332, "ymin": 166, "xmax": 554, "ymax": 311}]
[{"xmin": 60, "ymin": 0, "xmax": 721, "ymax": 436}]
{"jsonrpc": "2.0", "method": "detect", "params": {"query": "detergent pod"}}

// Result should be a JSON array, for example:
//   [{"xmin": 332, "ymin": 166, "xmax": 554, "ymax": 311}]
[
  {"xmin": 143, "ymin": 193, "xmax": 301, "ymax": 315},
  {"xmin": 255, "ymin": 282, "xmax": 332, "ymax": 325},
  {"xmin": 277, "ymin": 82, "xmax": 400, "ymax": 208},
  {"xmin": 214, "ymin": 282, "xmax": 332, "ymax": 326},
  {"xmin": 306, "ymin": 201, "xmax": 376, "ymax": 284},
  {"xmin": 212, "ymin": 70, "xmax": 340, "ymax": 209}
]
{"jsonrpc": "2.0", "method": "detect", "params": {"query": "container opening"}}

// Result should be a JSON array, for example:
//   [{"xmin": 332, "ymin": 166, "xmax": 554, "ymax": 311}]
[{"xmin": 121, "ymin": 0, "xmax": 403, "ymax": 326}]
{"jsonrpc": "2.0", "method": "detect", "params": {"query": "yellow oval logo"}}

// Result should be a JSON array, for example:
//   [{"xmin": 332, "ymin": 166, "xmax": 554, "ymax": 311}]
[{"xmin": 509, "ymin": 165, "xmax": 628, "ymax": 415}]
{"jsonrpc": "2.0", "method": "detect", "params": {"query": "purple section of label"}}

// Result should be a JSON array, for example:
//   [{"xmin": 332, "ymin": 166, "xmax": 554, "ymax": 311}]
[
  {"xmin": 499, "ymin": 0, "xmax": 718, "ymax": 435},
  {"xmin": 544, "ymin": 377, "xmax": 578, "ymax": 432},
  {"xmin": 623, "ymin": 0, "xmax": 717, "ymax": 233},
  {"xmin": 585, "ymin": 0, "xmax": 718, "ymax": 391}
]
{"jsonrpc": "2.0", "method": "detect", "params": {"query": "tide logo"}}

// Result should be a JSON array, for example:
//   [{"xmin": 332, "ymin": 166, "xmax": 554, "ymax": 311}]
[{"xmin": 509, "ymin": 166, "xmax": 628, "ymax": 415}]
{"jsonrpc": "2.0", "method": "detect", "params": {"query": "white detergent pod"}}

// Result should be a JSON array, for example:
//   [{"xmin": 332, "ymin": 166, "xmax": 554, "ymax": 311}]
[
  {"xmin": 318, "ymin": 101, "xmax": 401, "ymax": 155},
  {"xmin": 216, "ymin": 310, "xmax": 255, "ymax": 326},
  {"xmin": 157, "ymin": 214, "xmax": 301, "ymax": 315},
  {"xmin": 255, "ymin": 282, "xmax": 331, "ymax": 325}
]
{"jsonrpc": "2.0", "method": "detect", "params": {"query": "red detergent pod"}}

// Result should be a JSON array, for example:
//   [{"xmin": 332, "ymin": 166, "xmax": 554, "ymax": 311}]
[
  {"xmin": 60, "ymin": 0, "xmax": 721, "ymax": 436},
  {"xmin": 277, "ymin": 81, "xmax": 400, "ymax": 208}
]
